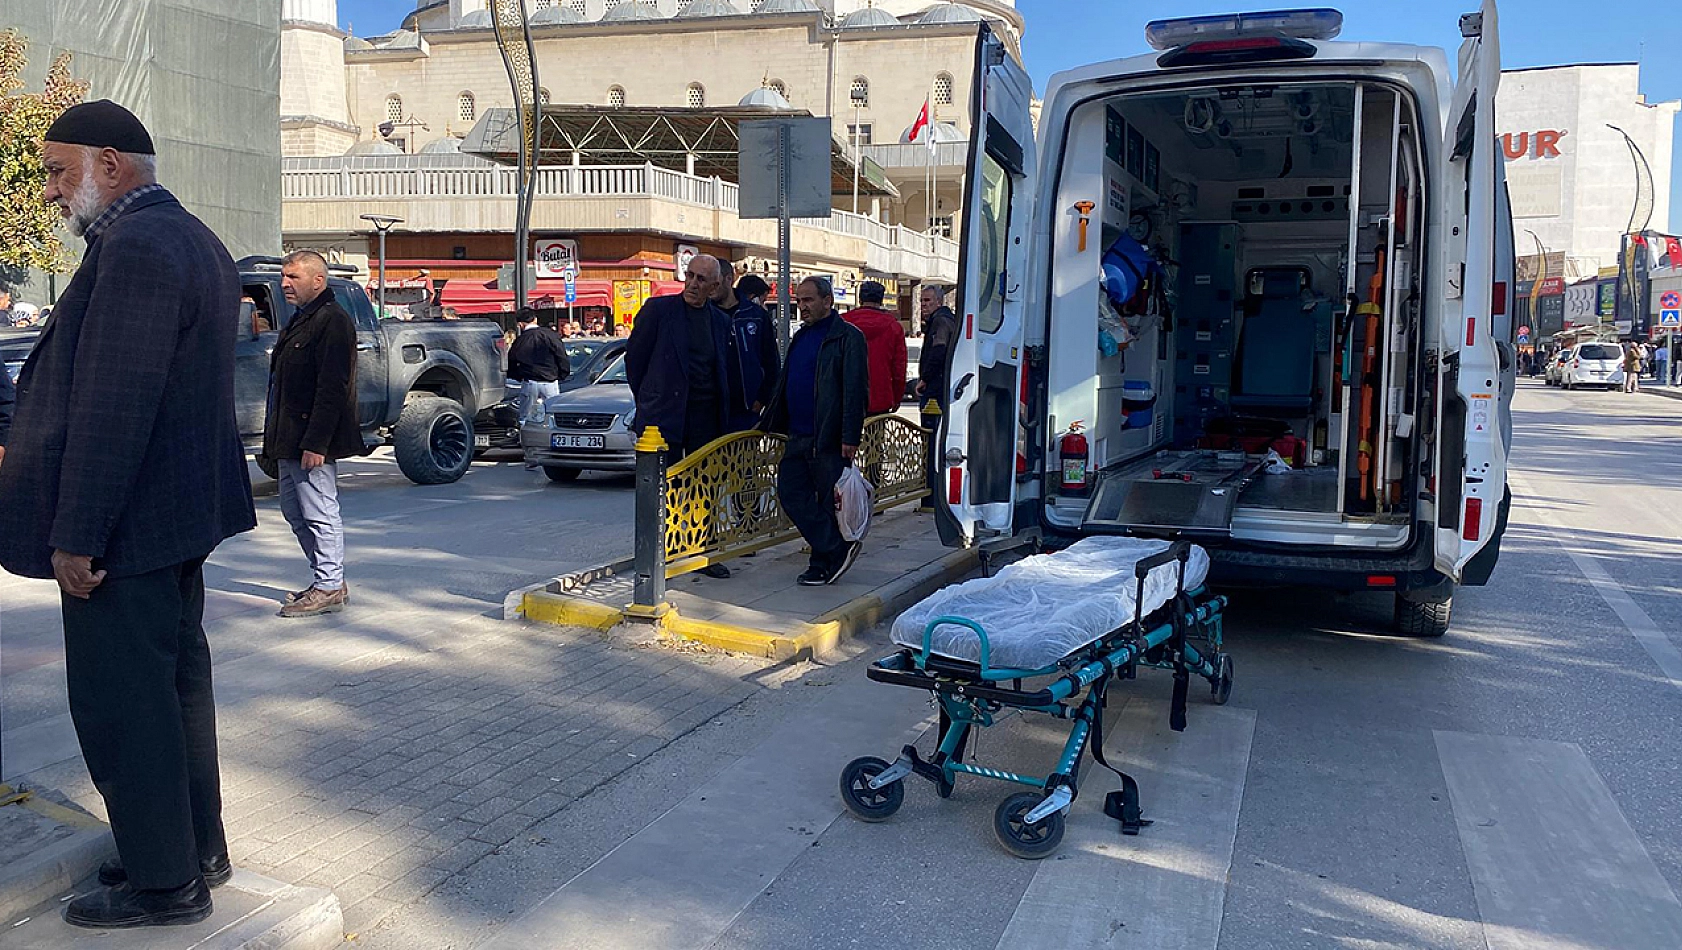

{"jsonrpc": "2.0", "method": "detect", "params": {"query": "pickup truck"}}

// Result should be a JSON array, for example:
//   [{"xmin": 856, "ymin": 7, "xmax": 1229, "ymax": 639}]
[{"xmin": 237, "ymin": 257, "xmax": 511, "ymax": 484}]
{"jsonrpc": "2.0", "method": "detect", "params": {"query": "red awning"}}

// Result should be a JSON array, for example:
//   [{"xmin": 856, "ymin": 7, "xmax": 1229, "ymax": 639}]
[{"xmin": 439, "ymin": 278, "xmax": 614, "ymax": 314}]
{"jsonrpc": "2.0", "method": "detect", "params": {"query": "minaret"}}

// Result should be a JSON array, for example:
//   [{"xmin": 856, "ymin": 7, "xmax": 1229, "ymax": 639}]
[{"xmin": 280, "ymin": 0, "xmax": 359, "ymax": 157}]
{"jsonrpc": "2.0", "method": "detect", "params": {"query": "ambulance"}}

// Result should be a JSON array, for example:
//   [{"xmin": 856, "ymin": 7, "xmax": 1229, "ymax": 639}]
[{"xmin": 937, "ymin": 5, "xmax": 1514, "ymax": 636}]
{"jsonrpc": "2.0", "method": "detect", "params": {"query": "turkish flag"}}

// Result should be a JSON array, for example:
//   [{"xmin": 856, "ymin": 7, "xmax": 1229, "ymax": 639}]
[
  {"xmin": 909, "ymin": 98, "xmax": 931, "ymax": 144},
  {"xmin": 1664, "ymin": 236, "xmax": 1682, "ymax": 268}
]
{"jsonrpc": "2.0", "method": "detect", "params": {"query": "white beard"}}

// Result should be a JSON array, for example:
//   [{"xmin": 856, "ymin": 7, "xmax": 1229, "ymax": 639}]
[{"xmin": 64, "ymin": 158, "xmax": 108, "ymax": 237}]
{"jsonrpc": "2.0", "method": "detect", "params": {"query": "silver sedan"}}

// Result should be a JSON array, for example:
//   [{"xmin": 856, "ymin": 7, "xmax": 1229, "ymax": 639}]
[{"xmin": 520, "ymin": 356, "xmax": 637, "ymax": 482}]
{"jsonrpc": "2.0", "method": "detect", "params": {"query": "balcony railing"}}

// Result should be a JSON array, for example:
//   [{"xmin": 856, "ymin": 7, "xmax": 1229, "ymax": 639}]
[{"xmin": 282, "ymin": 156, "xmax": 953, "ymax": 278}]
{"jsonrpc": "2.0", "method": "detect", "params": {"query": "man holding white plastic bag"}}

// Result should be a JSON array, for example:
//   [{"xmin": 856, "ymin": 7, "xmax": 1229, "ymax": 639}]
[{"xmin": 762, "ymin": 276, "xmax": 870, "ymax": 586}]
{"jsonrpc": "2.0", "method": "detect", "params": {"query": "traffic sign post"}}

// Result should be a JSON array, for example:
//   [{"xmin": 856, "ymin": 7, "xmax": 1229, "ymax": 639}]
[{"xmin": 1660, "ymin": 290, "xmax": 1681, "ymax": 330}]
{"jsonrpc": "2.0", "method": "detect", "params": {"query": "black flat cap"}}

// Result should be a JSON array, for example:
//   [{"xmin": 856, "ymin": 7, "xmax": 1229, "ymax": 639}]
[{"xmin": 44, "ymin": 100, "xmax": 155, "ymax": 155}]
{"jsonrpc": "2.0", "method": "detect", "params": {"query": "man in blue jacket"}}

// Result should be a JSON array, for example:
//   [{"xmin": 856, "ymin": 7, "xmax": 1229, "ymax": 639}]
[
  {"xmin": 712, "ymin": 259, "xmax": 780, "ymax": 431},
  {"xmin": 763, "ymin": 276, "xmax": 869, "ymax": 586},
  {"xmin": 0, "ymin": 101, "xmax": 255, "ymax": 928}
]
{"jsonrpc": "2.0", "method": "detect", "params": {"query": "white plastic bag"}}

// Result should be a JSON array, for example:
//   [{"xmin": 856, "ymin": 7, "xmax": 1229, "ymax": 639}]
[{"xmin": 835, "ymin": 465, "xmax": 875, "ymax": 543}]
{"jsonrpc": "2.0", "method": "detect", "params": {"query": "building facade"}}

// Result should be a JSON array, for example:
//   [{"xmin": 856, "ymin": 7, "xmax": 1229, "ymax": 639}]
[
  {"xmin": 279, "ymin": 0, "xmax": 1006, "ymax": 323},
  {"xmin": 1497, "ymin": 63, "xmax": 1678, "ymax": 280},
  {"xmin": 6, "ymin": 0, "xmax": 281, "ymax": 301}
]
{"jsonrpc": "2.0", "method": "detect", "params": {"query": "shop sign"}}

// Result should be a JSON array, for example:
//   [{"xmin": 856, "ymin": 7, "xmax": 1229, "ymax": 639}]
[
  {"xmin": 675, "ymin": 244, "xmax": 700, "ymax": 281},
  {"xmin": 534, "ymin": 238, "xmax": 579, "ymax": 279},
  {"xmin": 1500, "ymin": 130, "xmax": 1565, "ymax": 160}
]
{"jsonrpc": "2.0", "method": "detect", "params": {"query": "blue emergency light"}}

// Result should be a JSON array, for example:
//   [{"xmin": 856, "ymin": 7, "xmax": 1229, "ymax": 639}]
[{"xmin": 1145, "ymin": 8, "xmax": 1343, "ymax": 51}]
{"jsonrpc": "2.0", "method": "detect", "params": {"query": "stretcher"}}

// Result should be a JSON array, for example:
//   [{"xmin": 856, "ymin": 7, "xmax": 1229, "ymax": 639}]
[{"xmin": 840, "ymin": 537, "xmax": 1233, "ymax": 858}]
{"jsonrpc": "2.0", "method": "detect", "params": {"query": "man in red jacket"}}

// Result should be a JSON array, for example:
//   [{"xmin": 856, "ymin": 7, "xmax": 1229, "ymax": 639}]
[{"xmin": 842, "ymin": 281, "xmax": 907, "ymax": 416}]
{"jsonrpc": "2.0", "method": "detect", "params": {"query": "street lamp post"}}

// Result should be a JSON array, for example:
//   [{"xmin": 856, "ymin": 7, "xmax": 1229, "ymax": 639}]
[
  {"xmin": 1607, "ymin": 124, "xmax": 1655, "ymax": 340},
  {"xmin": 361, "ymin": 214, "xmax": 403, "ymax": 319}
]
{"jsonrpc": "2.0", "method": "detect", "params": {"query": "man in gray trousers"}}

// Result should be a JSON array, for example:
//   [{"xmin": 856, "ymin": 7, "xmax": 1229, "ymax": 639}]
[{"xmin": 261, "ymin": 250, "xmax": 366, "ymax": 617}]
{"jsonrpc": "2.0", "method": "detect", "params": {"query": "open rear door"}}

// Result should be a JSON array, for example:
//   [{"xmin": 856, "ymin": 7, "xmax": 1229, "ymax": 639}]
[
  {"xmin": 936, "ymin": 23, "xmax": 1037, "ymax": 547},
  {"xmin": 1435, "ymin": 0, "xmax": 1511, "ymax": 584}
]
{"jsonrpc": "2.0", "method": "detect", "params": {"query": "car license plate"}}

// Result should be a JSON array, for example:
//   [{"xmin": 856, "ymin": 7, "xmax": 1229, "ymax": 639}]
[
  {"xmin": 552, "ymin": 434, "xmax": 605, "ymax": 449},
  {"xmin": 474, "ymin": 434, "xmax": 491, "ymax": 448}
]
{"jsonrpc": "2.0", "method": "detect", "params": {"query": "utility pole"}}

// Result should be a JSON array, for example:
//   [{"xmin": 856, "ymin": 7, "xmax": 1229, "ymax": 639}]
[
  {"xmin": 361, "ymin": 214, "xmax": 403, "ymax": 319},
  {"xmin": 491, "ymin": 0, "xmax": 543, "ymax": 312}
]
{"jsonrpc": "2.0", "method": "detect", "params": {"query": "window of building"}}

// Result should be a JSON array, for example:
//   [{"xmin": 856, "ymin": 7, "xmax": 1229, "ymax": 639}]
[
  {"xmin": 608, "ymin": 85, "xmax": 626, "ymax": 108},
  {"xmin": 569, "ymin": 0, "xmax": 587, "ymax": 13},
  {"xmin": 385, "ymin": 95, "xmax": 403, "ymax": 123},
  {"xmin": 849, "ymin": 76, "xmax": 870, "ymax": 108},
  {"xmin": 768, "ymin": 79, "xmax": 787, "ymax": 99},
  {"xmin": 847, "ymin": 123, "xmax": 873, "ymax": 146},
  {"xmin": 686, "ymin": 83, "xmax": 705, "ymax": 108},
  {"xmin": 935, "ymin": 72, "xmax": 955, "ymax": 107},
  {"xmin": 751, "ymin": 0, "xmax": 766, "ymax": 8},
  {"xmin": 931, "ymin": 215, "xmax": 955, "ymax": 239},
  {"xmin": 676, "ymin": 0, "xmax": 693, "ymax": 9},
  {"xmin": 536, "ymin": 0, "xmax": 556, "ymax": 8},
  {"xmin": 539, "ymin": 88, "xmax": 551, "ymax": 106},
  {"xmin": 457, "ymin": 91, "xmax": 476, "ymax": 122}
]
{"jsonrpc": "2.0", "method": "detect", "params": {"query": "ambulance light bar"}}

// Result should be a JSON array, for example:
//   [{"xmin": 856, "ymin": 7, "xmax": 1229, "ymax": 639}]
[{"xmin": 1145, "ymin": 8, "xmax": 1344, "ymax": 52}]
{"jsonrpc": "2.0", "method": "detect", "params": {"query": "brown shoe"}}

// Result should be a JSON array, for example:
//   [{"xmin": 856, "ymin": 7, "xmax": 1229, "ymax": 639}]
[
  {"xmin": 284, "ymin": 583, "xmax": 349, "ymax": 605},
  {"xmin": 278, "ymin": 586, "xmax": 347, "ymax": 618}
]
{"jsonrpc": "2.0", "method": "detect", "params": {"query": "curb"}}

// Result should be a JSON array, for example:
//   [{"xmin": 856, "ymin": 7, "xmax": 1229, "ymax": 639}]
[
  {"xmin": 1642, "ymin": 387, "xmax": 1682, "ymax": 401},
  {"xmin": 515, "ymin": 546, "xmax": 983, "ymax": 661},
  {"xmin": 0, "ymin": 785, "xmax": 114, "ymax": 924}
]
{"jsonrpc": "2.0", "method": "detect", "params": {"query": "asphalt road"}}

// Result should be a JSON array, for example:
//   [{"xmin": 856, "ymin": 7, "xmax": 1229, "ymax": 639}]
[
  {"xmin": 453, "ymin": 379, "xmax": 1682, "ymax": 950},
  {"xmin": 6, "ymin": 381, "xmax": 1682, "ymax": 950}
]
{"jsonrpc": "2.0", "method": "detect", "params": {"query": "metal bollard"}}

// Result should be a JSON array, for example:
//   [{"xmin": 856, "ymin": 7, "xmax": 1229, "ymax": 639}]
[
  {"xmin": 628, "ymin": 425, "xmax": 670, "ymax": 621},
  {"xmin": 920, "ymin": 397, "xmax": 942, "ymax": 510}
]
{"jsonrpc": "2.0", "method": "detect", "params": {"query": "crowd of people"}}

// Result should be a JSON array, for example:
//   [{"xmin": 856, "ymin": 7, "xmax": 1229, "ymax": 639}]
[{"xmin": 622, "ymin": 254, "xmax": 956, "ymax": 587}]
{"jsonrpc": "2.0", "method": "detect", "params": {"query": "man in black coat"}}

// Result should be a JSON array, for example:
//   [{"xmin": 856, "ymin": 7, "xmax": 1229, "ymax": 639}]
[
  {"xmin": 624, "ymin": 253, "xmax": 735, "ymax": 456},
  {"xmin": 507, "ymin": 307, "xmax": 571, "ymax": 421},
  {"xmin": 915, "ymin": 284, "xmax": 959, "ymax": 408},
  {"xmin": 0, "ymin": 100, "xmax": 255, "ymax": 928},
  {"xmin": 261, "ymin": 250, "xmax": 366, "ymax": 618},
  {"xmin": 763, "ymin": 276, "xmax": 870, "ymax": 586}
]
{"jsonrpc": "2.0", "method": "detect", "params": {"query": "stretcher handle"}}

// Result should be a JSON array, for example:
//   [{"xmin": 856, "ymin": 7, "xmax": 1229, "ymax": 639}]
[
  {"xmin": 1134, "ymin": 540, "xmax": 1192, "ymax": 580},
  {"xmin": 921, "ymin": 616, "xmax": 992, "ymax": 673}
]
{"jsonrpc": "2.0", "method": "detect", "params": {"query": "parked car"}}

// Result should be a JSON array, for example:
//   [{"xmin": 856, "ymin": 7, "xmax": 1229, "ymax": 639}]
[
  {"xmin": 904, "ymin": 339, "xmax": 922, "ymax": 403},
  {"xmin": 237, "ymin": 257, "xmax": 509, "ymax": 484},
  {"xmin": 1543, "ymin": 350, "xmax": 1571, "ymax": 386},
  {"xmin": 520, "ymin": 356, "xmax": 636, "ymax": 482},
  {"xmin": 1561, "ymin": 342, "xmax": 1625, "ymax": 390},
  {"xmin": 1, "ymin": 327, "xmax": 36, "ymax": 383}
]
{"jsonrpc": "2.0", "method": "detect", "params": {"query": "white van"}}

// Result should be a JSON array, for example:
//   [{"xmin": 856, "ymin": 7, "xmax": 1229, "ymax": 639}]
[
  {"xmin": 936, "ymin": 6, "xmax": 1514, "ymax": 637},
  {"xmin": 1561, "ymin": 341, "xmax": 1625, "ymax": 389}
]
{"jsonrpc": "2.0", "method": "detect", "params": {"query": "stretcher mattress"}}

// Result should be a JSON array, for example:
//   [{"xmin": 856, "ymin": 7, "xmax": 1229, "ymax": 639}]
[{"xmin": 891, "ymin": 537, "xmax": 1210, "ymax": 671}]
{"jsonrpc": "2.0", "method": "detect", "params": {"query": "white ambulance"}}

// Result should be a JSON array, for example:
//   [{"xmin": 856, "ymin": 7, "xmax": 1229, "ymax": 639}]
[{"xmin": 938, "ymin": 6, "xmax": 1514, "ymax": 636}]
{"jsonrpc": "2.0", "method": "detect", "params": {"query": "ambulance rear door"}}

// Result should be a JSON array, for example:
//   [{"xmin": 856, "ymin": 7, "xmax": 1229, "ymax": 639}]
[
  {"xmin": 1435, "ymin": 0, "xmax": 1512, "ymax": 584},
  {"xmin": 936, "ymin": 23, "xmax": 1037, "ymax": 547}
]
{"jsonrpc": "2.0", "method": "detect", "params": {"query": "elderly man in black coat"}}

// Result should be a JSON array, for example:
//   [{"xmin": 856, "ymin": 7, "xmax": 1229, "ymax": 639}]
[
  {"xmin": 0, "ymin": 101, "xmax": 256, "ymax": 929},
  {"xmin": 624, "ymin": 253, "xmax": 736, "ymax": 456}
]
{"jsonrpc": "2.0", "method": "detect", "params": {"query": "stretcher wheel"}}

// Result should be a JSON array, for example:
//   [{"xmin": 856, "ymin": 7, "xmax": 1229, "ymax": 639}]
[
  {"xmin": 1212, "ymin": 653, "xmax": 1234, "ymax": 706},
  {"xmin": 840, "ymin": 756, "xmax": 904, "ymax": 822},
  {"xmin": 993, "ymin": 792, "xmax": 1065, "ymax": 859}
]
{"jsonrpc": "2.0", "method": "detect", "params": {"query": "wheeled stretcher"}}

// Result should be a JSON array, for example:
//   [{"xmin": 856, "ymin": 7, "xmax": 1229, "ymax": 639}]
[{"xmin": 839, "ymin": 537, "xmax": 1233, "ymax": 858}]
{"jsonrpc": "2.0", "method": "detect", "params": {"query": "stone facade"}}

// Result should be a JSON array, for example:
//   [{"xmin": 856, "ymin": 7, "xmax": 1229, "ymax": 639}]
[{"xmin": 1496, "ymin": 64, "xmax": 1678, "ymax": 279}]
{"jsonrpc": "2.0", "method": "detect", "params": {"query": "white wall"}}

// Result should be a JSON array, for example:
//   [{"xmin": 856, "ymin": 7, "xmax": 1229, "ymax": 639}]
[{"xmin": 1497, "ymin": 64, "xmax": 1679, "ymax": 278}]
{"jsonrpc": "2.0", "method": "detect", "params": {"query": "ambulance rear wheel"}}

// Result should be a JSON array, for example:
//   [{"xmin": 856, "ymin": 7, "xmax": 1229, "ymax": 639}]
[
  {"xmin": 1395, "ymin": 593, "xmax": 1452, "ymax": 639},
  {"xmin": 994, "ymin": 792, "xmax": 1065, "ymax": 859},
  {"xmin": 840, "ymin": 757, "xmax": 903, "ymax": 822}
]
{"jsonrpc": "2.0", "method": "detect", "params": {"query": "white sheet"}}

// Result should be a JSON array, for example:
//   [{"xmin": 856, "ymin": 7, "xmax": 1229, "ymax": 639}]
[{"xmin": 891, "ymin": 537, "xmax": 1210, "ymax": 671}]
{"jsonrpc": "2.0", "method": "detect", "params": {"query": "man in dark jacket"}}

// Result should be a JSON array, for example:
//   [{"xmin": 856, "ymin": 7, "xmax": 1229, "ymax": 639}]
[
  {"xmin": 507, "ymin": 307, "xmax": 571, "ymax": 420},
  {"xmin": 0, "ymin": 361, "xmax": 13, "ymax": 459},
  {"xmin": 262, "ymin": 249, "xmax": 366, "ymax": 618},
  {"xmin": 0, "ymin": 101, "xmax": 255, "ymax": 928},
  {"xmin": 844, "ymin": 281, "xmax": 908, "ymax": 416},
  {"xmin": 764, "ymin": 276, "xmax": 869, "ymax": 586},
  {"xmin": 712, "ymin": 259, "xmax": 780, "ymax": 432},
  {"xmin": 915, "ymin": 284, "xmax": 959, "ymax": 407},
  {"xmin": 624, "ymin": 253, "xmax": 735, "ymax": 456}
]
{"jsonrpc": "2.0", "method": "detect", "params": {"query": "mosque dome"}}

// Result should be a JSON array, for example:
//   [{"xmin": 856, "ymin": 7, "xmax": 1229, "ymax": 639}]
[
  {"xmin": 600, "ymin": 1, "xmax": 666, "ymax": 21},
  {"xmin": 839, "ymin": 6, "xmax": 900, "ymax": 28},
  {"xmin": 917, "ymin": 3, "xmax": 981, "ymax": 24},
  {"xmin": 678, "ymin": 0, "xmax": 743, "ymax": 17}
]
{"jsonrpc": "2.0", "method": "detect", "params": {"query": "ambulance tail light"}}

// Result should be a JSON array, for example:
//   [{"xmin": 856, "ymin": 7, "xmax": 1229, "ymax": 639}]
[
  {"xmin": 1462, "ymin": 497, "xmax": 1483, "ymax": 542},
  {"xmin": 948, "ymin": 467, "xmax": 964, "ymax": 506}
]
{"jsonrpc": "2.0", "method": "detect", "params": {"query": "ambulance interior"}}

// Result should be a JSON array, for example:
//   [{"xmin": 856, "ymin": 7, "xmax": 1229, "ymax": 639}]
[{"xmin": 1043, "ymin": 81, "xmax": 1430, "ymax": 548}]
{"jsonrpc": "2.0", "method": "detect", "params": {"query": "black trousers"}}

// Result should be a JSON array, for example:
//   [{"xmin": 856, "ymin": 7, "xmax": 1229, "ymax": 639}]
[
  {"xmin": 61, "ymin": 557, "xmax": 226, "ymax": 890},
  {"xmin": 681, "ymin": 396, "xmax": 723, "ymax": 457},
  {"xmin": 777, "ymin": 436, "xmax": 847, "ymax": 570}
]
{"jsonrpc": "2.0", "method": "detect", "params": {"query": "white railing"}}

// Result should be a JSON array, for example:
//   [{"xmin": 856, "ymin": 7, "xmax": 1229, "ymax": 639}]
[{"xmin": 282, "ymin": 157, "xmax": 957, "ymax": 276}]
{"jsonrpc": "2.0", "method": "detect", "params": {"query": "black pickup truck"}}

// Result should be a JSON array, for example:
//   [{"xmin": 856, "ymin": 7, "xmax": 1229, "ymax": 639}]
[
  {"xmin": 237, "ymin": 257, "xmax": 512, "ymax": 484},
  {"xmin": 2, "ymin": 261, "xmax": 513, "ymax": 486}
]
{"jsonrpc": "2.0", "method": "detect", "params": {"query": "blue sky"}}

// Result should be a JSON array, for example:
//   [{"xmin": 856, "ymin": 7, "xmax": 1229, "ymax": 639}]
[{"xmin": 338, "ymin": 0, "xmax": 1681, "ymax": 231}]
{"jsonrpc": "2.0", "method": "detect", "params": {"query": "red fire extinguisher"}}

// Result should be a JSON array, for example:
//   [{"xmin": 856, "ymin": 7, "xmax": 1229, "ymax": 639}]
[{"xmin": 1060, "ymin": 421, "xmax": 1090, "ymax": 495}]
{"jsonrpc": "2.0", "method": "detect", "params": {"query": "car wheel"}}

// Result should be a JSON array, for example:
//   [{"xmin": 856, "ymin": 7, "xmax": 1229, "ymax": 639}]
[
  {"xmin": 544, "ymin": 466, "xmax": 580, "ymax": 483},
  {"xmin": 394, "ymin": 395, "xmax": 474, "ymax": 485},
  {"xmin": 1394, "ymin": 591, "xmax": 1452, "ymax": 638}
]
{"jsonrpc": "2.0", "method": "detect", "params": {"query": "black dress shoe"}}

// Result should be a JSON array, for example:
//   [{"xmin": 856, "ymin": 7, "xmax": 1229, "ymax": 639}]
[
  {"xmin": 64, "ymin": 879, "xmax": 212, "ymax": 929},
  {"xmin": 99, "ymin": 852, "xmax": 231, "ymax": 889}
]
